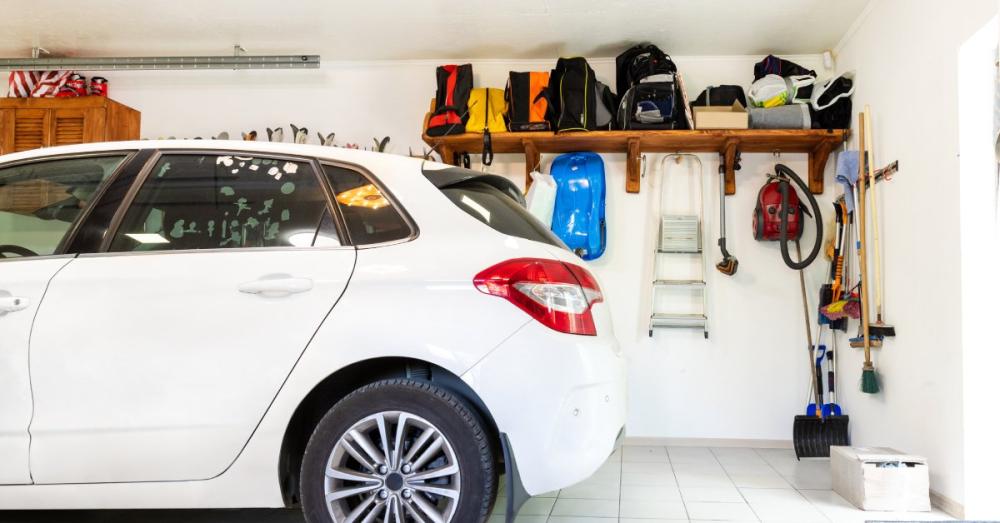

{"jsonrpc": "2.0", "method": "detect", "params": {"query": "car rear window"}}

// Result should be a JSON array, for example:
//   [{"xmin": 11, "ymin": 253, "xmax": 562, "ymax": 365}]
[{"xmin": 441, "ymin": 181, "xmax": 565, "ymax": 249}]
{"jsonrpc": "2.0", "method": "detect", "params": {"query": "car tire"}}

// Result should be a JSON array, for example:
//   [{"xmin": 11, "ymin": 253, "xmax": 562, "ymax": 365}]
[{"xmin": 300, "ymin": 378, "xmax": 498, "ymax": 523}]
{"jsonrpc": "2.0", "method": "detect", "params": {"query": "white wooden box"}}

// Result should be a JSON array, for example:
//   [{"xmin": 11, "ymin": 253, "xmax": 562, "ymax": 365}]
[{"xmin": 831, "ymin": 446, "xmax": 930, "ymax": 512}]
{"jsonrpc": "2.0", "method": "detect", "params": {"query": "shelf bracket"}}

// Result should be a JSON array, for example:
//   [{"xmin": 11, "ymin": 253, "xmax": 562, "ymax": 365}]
[
  {"xmin": 722, "ymin": 138, "xmax": 740, "ymax": 195},
  {"xmin": 626, "ymin": 137, "xmax": 641, "ymax": 193},
  {"xmin": 808, "ymin": 140, "xmax": 835, "ymax": 194},
  {"xmin": 523, "ymin": 139, "xmax": 540, "ymax": 192}
]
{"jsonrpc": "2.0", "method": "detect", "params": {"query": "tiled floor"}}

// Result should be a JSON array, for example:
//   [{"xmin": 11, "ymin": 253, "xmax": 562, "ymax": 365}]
[{"xmin": 489, "ymin": 445, "xmax": 955, "ymax": 523}]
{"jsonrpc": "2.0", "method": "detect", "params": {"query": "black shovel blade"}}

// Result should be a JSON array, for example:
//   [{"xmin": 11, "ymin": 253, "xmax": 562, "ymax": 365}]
[{"xmin": 793, "ymin": 415, "xmax": 850, "ymax": 459}]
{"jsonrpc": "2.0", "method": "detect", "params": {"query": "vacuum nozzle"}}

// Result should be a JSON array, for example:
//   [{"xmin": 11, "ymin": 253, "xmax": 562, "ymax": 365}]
[{"xmin": 716, "ymin": 256, "xmax": 738, "ymax": 276}]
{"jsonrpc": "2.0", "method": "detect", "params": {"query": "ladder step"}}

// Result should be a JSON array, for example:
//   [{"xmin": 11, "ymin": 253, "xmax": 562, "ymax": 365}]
[
  {"xmin": 653, "ymin": 279, "xmax": 706, "ymax": 287},
  {"xmin": 650, "ymin": 313, "xmax": 707, "ymax": 329}
]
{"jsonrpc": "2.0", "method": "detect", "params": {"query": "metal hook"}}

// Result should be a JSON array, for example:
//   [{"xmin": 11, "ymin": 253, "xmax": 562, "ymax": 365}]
[
  {"xmin": 773, "ymin": 149, "xmax": 782, "ymax": 159},
  {"xmin": 233, "ymin": 45, "xmax": 246, "ymax": 57},
  {"xmin": 31, "ymin": 47, "xmax": 50, "ymax": 59},
  {"xmin": 641, "ymin": 154, "xmax": 648, "ymax": 178}
]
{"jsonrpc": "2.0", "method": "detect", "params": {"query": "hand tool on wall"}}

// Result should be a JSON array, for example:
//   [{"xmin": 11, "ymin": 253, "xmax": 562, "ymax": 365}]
[
  {"xmin": 863, "ymin": 105, "xmax": 895, "ymax": 339},
  {"xmin": 856, "ymin": 111, "xmax": 880, "ymax": 394}
]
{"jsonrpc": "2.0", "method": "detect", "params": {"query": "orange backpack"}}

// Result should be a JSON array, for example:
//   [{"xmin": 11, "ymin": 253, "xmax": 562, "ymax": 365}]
[{"xmin": 505, "ymin": 72, "xmax": 550, "ymax": 131}]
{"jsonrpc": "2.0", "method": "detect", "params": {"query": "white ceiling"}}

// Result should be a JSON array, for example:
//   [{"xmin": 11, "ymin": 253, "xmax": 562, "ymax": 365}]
[{"xmin": 0, "ymin": 0, "xmax": 869, "ymax": 61}]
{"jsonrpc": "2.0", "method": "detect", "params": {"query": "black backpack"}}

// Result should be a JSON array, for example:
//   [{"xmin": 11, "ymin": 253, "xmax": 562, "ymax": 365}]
[
  {"xmin": 691, "ymin": 85, "xmax": 748, "ymax": 108},
  {"xmin": 615, "ymin": 44, "xmax": 688, "ymax": 130},
  {"xmin": 426, "ymin": 64, "xmax": 473, "ymax": 137},
  {"xmin": 543, "ymin": 57, "xmax": 599, "ymax": 132}
]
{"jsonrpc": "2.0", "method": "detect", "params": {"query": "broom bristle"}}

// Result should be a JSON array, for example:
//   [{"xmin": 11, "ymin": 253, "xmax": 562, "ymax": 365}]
[{"xmin": 861, "ymin": 368, "xmax": 880, "ymax": 394}]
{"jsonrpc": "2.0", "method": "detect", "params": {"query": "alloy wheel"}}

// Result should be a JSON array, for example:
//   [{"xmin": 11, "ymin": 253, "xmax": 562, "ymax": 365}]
[{"xmin": 323, "ymin": 411, "xmax": 462, "ymax": 522}]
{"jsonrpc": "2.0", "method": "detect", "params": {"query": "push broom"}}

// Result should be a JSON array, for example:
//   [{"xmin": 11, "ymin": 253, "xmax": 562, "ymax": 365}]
[
  {"xmin": 857, "ymin": 111, "xmax": 879, "ymax": 394},
  {"xmin": 863, "ymin": 105, "xmax": 895, "ymax": 339}
]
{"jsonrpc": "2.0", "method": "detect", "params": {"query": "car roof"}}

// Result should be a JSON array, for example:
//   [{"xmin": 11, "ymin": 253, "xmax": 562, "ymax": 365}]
[{"xmin": 0, "ymin": 139, "xmax": 423, "ymax": 169}]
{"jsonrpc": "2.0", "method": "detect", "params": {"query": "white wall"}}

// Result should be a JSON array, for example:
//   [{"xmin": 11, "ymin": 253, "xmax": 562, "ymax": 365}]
[
  {"xmin": 958, "ymin": 13, "xmax": 1000, "ymax": 521},
  {"xmin": 99, "ymin": 54, "xmax": 841, "ymax": 446},
  {"xmin": 833, "ymin": 0, "xmax": 998, "ymax": 512}
]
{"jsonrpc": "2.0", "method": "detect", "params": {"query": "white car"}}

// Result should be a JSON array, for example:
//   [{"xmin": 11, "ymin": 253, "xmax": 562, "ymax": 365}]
[{"xmin": 0, "ymin": 140, "xmax": 626, "ymax": 523}]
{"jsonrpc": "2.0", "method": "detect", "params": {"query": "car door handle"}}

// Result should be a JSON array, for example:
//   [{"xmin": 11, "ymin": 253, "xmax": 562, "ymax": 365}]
[
  {"xmin": 238, "ymin": 277, "xmax": 313, "ymax": 296},
  {"xmin": 0, "ymin": 296, "xmax": 29, "ymax": 313}
]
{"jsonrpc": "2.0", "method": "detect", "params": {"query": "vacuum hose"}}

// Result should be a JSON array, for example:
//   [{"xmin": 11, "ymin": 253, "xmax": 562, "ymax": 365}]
[{"xmin": 776, "ymin": 164, "xmax": 823, "ymax": 270}]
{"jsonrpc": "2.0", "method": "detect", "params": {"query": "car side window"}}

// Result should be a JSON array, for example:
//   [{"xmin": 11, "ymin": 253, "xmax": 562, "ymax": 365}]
[
  {"xmin": 109, "ymin": 154, "xmax": 338, "ymax": 252},
  {"xmin": 323, "ymin": 164, "xmax": 411, "ymax": 245},
  {"xmin": 0, "ymin": 155, "xmax": 126, "ymax": 258}
]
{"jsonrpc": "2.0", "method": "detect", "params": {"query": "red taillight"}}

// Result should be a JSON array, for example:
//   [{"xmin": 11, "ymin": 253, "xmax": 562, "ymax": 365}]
[{"xmin": 473, "ymin": 258, "xmax": 604, "ymax": 336}]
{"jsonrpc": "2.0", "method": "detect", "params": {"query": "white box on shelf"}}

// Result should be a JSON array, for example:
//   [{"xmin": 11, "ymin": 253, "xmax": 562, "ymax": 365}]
[{"xmin": 831, "ymin": 446, "xmax": 930, "ymax": 512}]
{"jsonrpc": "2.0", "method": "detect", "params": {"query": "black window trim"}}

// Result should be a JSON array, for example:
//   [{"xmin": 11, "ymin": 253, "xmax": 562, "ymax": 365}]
[
  {"xmin": 92, "ymin": 148, "xmax": 354, "ymax": 256},
  {"xmin": 0, "ymin": 149, "xmax": 140, "ymax": 260},
  {"xmin": 318, "ymin": 160, "xmax": 419, "ymax": 248}
]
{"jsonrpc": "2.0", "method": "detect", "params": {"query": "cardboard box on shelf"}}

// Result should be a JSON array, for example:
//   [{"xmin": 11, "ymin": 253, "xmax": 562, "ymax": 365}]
[
  {"xmin": 692, "ymin": 101, "xmax": 748, "ymax": 129},
  {"xmin": 831, "ymin": 446, "xmax": 931, "ymax": 512}
]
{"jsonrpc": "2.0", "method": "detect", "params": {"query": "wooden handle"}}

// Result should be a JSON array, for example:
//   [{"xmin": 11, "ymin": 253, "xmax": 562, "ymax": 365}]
[{"xmin": 857, "ymin": 112, "xmax": 873, "ymax": 362}]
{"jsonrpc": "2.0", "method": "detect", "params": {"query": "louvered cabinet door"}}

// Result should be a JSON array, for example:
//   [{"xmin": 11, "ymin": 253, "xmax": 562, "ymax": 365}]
[
  {"xmin": 2, "ymin": 109, "xmax": 51, "ymax": 154},
  {"xmin": 50, "ymin": 108, "xmax": 89, "ymax": 146}
]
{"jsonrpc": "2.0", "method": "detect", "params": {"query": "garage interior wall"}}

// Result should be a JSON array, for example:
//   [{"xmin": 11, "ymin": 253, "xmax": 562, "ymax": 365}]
[{"xmin": 830, "ymin": 0, "xmax": 998, "ymax": 515}]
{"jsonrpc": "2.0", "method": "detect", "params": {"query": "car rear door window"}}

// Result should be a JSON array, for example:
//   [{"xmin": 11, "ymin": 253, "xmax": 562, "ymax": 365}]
[
  {"xmin": 322, "ymin": 164, "xmax": 412, "ymax": 245},
  {"xmin": 441, "ymin": 181, "xmax": 566, "ymax": 248},
  {"xmin": 109, "ymin": 154, "xmax": 338, "ymax": 252},
  {"xmin": 0, "ymin": 155, "xmax": 126, "ymax": 257}
]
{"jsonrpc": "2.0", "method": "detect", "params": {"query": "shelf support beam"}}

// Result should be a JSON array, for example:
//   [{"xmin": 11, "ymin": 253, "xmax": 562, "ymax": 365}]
[
  {"xmin": 523, "ymin": 139, "xmax": 540, "ymax": 192},
  {"xmin": 626, "ymin": 137, "xmax": 641, "ymax": 193},
  {"xmin": 808, "ymin": 140, "xmax": 835, "ymax": 194},
  {"xmin": 722, "ymin": 138, "xmax": 740, "ymax": 195}
]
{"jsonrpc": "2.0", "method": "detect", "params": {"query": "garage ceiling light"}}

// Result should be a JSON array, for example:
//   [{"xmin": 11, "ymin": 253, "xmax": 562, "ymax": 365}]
[{"xmin": 0, "ymin": 46, "xmax": 320, "ymax": 71}]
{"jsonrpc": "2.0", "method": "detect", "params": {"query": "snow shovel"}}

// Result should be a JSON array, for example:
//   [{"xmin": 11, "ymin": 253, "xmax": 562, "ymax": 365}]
[{"xmin": 793, "ymin": 245, "xmax": 850, "ymax": 459}]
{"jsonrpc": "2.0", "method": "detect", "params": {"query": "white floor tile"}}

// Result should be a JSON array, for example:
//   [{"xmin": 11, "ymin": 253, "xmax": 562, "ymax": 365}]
[
  {"xmin": 749, "ymin": 501, "xmax": 829, "ymax": 522},
  {"xmin": 558, "ymin": 477, "xmax": 620, "ymax": 500},
  {"xmin": 712, "ymin": 447, "xmax": 768, "ymax": 465},
  {"xmin": 675, "ymin": 471, "xmax": 736, "ymax": 488},
  {"xmin": 623, "ymin": 461, "xmax": 673, "ymax": 474},
  {"xmin": 500, "ymin": 447, "xmax": 957, "ymax": 523},
  {"xmin": 681, "ymin": 485, "xmax": 745, "ymax": 503},
  {"xmin": 546, "ymin": 517, "xmax": 617, "ymax": 523},
  {"xmin": 488, "ymin": 515, "xmax": 548, "ymax": 523},
  {"xmin": 667, "ymin": 446, "xmax": 717, "ymax": 463},
  {"xmin": 621, "ymin": 483, "xmax": 683, "ymax": 501},
  {"xmin": 511, "ymin": 496, "xmax": 557, "ymax": 516},
  {"xmin": 619, "ymin": 499, "xmax": 688, "ymax": 519},
  {"xmin": 685, "ymin": 500, "xmax": 758, "ymax": 520},
  {"xmin": 621, "ymin": 471, "xmax": 678, "ymax": 487},
  {"xmin": 739, "ymin": 487, "xmax": 809, "ymax": 505},
  {"xmin": 550, "ymin": 498, "xmax": 619, "ymax": 518},
  {"xmin": 729, "ymin": 472, "xmax": 793, "ymax": 488}
]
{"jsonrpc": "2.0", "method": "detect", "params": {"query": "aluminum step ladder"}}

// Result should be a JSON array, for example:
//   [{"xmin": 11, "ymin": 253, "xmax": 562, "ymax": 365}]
[{"xmin": 649, "ymin": 154, "xmax": 709, "ymax": 339}]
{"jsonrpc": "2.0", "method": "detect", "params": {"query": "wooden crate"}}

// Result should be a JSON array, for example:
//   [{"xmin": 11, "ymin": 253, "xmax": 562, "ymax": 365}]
[{"xmin": 0, "ymin": 97, "xmax": 141, "ymax": 155}]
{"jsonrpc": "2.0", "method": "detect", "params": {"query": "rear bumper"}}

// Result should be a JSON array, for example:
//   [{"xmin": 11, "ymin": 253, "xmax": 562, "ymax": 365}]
[{"xmin": 462, "ymin": 317, "xmax": 627, "ymax": 495}]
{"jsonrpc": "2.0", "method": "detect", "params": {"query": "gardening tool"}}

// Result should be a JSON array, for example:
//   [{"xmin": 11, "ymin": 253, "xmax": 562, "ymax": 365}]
[
  {"xmin": 792, "ymin": 242, "xmax": 850, "ymax": 458},
  {"xmin": 715, "ymin": 162, "xmax": 738, "ymax": 275},
  {"xmin": 863, "ymin": 105, "xmax": 895, "ymax": 339},
  {"xmin": 856, "ymin": 111, "xmax": 880, "ymax": 393}
]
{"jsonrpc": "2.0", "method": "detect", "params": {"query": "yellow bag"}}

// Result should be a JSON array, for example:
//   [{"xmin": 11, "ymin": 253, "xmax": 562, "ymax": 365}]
[{"xmin": 467, "ymin": 88, "xmax": 507, "ymax": 133}]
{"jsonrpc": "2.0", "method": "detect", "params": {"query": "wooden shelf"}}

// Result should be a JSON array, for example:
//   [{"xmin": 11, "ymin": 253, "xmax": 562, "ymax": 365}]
[{"xmin": 422, "ymin": 125, "xmax": 848, "ymax": 195}]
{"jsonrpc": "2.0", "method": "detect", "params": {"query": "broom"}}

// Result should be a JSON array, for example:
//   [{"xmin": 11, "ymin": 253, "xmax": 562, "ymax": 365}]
[
  {"xmin": 863, "ymin": 105, "xmax": 895, "ymax": 339},
  {"xmin": 857, "ymin": 112, "xmax": 879, "ymax": 393}
]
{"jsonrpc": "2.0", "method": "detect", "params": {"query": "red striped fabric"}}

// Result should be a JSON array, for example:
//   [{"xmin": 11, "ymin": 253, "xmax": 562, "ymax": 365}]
[{"xmin": 7, "ymin": 70, "xmax": 72, "ymax": 98}]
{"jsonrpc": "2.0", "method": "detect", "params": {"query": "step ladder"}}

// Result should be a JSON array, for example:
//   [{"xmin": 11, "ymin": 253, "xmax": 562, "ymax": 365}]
[{"xmin": 649, "ymin": 154, "xmax": 709, "ymax": 339}]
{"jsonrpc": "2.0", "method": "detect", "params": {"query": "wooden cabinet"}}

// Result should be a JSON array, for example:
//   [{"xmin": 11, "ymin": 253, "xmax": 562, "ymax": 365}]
[{"xmin": 0, "ymin": 97, "xmax": 140, "ymax": 155}]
